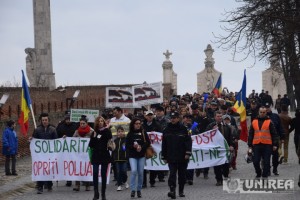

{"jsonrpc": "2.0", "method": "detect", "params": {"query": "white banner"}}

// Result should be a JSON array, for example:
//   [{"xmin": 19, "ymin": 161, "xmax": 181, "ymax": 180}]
[
  {"xmin": 133, "ymin": 82, "xmax": 163, "ymax": 106},
  {"xmin": 70, "ymin": 109, "xmax": 99, "ymax": 122},
  {"xmin": 144, "ymin": 129, "xmax": 230, "ymax": 170},
  {"xmin": 30, "ymin": 138, "xmax": 111, "ymax": 182},
  {"xmin": 105, "ymin": 82, "xmax": 163, "ymax": 108},
  {"xmin": 106, "ymin": 87, "xmax": 134, "ymax": 108},
  {"xmin": 30, "ymin": 130, "xmax": 229, "ymax": 181}
]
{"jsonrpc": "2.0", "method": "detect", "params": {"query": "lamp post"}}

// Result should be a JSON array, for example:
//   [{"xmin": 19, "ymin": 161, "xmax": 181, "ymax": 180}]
[
  {"xmin": 66, "ymin": 90, "xmax": 80, "ymax": 111},
  {"xmin": 0, "ymin": 93, "xmax": 9, "ymax": 120}
]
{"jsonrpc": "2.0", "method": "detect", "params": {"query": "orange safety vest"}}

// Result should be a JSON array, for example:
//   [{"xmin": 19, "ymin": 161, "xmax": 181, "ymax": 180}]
[{"xmin": 252, "ymin": 119, "xmax": 272, "ymax": 145}]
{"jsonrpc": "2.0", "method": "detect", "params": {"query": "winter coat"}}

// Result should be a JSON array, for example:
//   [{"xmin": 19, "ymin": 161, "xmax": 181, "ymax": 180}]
[
  {"xmin": 267, "ymin": 111, "xmax": 285, "ymax": 140},
  {"xmin": 248, "ymin": 116, "xmax": 279, "ymax": 148},
  {"xmin": 206, "ymin": 108, "xmax": 217, "ymax": 120},
  {"xmin": 155, "ymin": 116, "xmax": 169, "ymax": 131},
  {"xmin": 196, "ymin": 116, "xmax": 211, "ymax": 133},
  {"xmin": 32, "ymin": 124, "xmax": 57, "ymax": 139},
  {"xmin": 126, "ymin": 129, "xmax": 150, "ymax": 158},
  {"xmin": 143, "ymin": 119, "xmax": 162, "ymax": 133},
  {"xmin": 113, "ymin": 137, "xmax": 127, "ymax": 162},
  {"xmin": 247, "ymin": 107, "xmax": 259, "ymax": 122},
  {"xmin": 206, "ymin": 121, "xmax": 234, "ymax": 147},
  {"xmin": 278, "ymin": 112, "xmax": 292, "ymax": 135},
  {"xmin": 289, "ymin": 115, "xmax": 300, "ymax": 138},
  {"xmin": 275, "ymin": 98, "xmax": 281, "ymax": 110},
  {"xmin": 2, "ymin": 127, "xmax": 18, "ymax": 155},
  {"xmin": 89, "ymin": 128, "xmax": 112, "ymax": 165},
  {"xmin": 56, "ymin": 121, "xmax": 78, "ymax": 138},
  {"xmin": 280, "ymin": 97, "xmax": 291, "ymax": 107},
  {"xmin": 161, "ymin": 122, "xmax": 192, "ymax": 163}
]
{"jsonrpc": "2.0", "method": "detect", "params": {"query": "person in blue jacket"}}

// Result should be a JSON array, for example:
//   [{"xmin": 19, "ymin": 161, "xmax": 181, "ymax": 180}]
[{"xmin": 2, "ymin": 120, "xmax": 18, "ymax": 176}]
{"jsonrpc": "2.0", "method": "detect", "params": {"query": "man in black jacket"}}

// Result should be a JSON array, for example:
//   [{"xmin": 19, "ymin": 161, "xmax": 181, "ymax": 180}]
[
  {"xmin": 56, "ymin": 114, "xmax": 78, "ymax": 187},
  {"xmin": 162, "ymin": 111, "xmax": 192, "ymax": 199},
  {"xmin": 56, "ymin": 115, "xmax": 78, "ymax": 138},
  {"xmin": 280, "ymin": 94, "xmax": 291, "ymax": 109},
  {"xmin": 289, "ymin": 108, "xmax": 300, "ymax": 164},
  {"xmin": 143, "ymin": 110, "xmax": 163, "ymax": 188},
  {"xmin": 32, "ymin": 113, "xmax": 57, "ymax": 194},
  {"xmin": 206, "ymin": 111, "xmax": 234, "ymax": 186},
  {"xmin": 265, "ymin": 103, "xmax": 284, "ymax": 175}
]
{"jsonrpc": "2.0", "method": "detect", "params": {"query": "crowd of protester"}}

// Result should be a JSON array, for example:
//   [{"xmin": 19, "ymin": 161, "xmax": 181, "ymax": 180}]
[{"xmin": 3, "ymin": 89, "xmax": 300, "ymax": 200}]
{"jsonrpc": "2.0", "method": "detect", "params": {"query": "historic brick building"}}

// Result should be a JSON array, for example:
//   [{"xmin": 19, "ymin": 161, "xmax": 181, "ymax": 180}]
[{"xmin": 0, "ymin": 83, "xmax": 173, "ymax": 163}]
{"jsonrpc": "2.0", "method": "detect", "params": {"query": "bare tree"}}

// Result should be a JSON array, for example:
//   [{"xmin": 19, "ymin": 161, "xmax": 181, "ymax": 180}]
[{"xmin": 215, "ymin": 0, "xmax": 300, "ymax": 109}]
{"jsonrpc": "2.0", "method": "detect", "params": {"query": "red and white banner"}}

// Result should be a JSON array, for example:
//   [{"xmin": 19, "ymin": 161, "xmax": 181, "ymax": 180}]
[
  {"xmin": 30, "ymin": 138, "xmax": 111, "ymax": 182},
  {"xmin": 144, "ymin": 129, "xmax": 230, "ymax": 170}
]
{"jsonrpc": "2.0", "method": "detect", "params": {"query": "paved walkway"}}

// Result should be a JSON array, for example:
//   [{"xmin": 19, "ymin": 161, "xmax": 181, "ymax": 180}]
[{"xmin": 1, "ymin": 132, "xmax": 300, "ymax": 200}]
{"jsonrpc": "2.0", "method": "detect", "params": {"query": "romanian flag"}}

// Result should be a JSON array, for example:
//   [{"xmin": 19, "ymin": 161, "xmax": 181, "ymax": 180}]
[
  {"xmin": 212, "ymin": 74, "xmax": 222, "ymax": 97},
  {"xmin": 232, "ymin": 70, "xmax": 248, "ymax": 142},
  {"xmin": 18, "ymin": 70, "xmax": 32, "ymax": 136}
]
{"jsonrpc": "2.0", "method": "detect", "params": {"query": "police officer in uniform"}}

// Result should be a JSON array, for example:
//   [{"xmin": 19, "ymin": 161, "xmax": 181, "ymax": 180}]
[{"xmin": 162, "ymin": 111, "xmax": 192, "ymax": 199}]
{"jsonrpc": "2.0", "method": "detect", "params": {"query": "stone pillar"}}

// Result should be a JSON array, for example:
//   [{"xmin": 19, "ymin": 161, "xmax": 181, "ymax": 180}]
[
  {"xmin": 262, "ymin": 46, "xmax": 286, "ymax": 100},
  {"xmin": 27, "ymin": 0, "xmax": 56, "ymax": 90},
  {"xmin": 262, "ymin": 68, "xmax": 286, "ymax": 99},
  {"xmin": 162, "ymin": 50, "xmax": 177, "ymax": 95},
  {"xmin": 197, "ymin": 44, "xmax": 221, "ymax": 94}
]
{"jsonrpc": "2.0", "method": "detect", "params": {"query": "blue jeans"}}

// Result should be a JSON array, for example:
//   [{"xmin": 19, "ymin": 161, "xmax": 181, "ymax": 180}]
[
  {"xmin": 115, "ymin": 161, "xmax": 128, "ymax": 186},
  {"xmin": 129, "ymin": 157, "xmax": 145, "ymax": 192}
]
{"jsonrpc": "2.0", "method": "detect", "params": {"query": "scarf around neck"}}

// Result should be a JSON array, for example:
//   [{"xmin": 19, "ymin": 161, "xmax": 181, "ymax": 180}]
[{"xmin": 77, "ymin": 125, "xmax": 91, "ymax": 137}]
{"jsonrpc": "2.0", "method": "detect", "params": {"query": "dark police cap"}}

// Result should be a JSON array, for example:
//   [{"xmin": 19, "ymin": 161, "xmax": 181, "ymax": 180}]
[
  {"xmin": 183, "ymin": 114, "xmax": 193, "ymax": 118},
  {"xmin": 170, "ymin": 111, "xmax": 180, "ymax": 118},
  {"xmin": 155, "ymin": 105, "xmax": 164, "ymax": 111}
]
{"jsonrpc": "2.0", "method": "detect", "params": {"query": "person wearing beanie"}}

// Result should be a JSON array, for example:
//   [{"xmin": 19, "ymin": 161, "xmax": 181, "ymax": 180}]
[{"xmin": 2, "ymin": 120, "xmax": 18, "ymax": 176}]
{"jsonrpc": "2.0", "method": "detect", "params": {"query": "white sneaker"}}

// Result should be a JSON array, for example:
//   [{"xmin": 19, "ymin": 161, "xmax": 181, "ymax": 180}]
[
  {"xmin": 117, "ymin": 186, "xmax": 123, "ymax": 191},
  {"xmin": 125, "ymin": 182, "xmax": 129, "ymax": 189}
]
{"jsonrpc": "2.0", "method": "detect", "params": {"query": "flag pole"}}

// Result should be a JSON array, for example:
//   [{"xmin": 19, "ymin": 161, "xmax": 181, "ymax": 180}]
[{"xmin": 30, "ymin": 104, "xmax": 37, "ymax": 129}]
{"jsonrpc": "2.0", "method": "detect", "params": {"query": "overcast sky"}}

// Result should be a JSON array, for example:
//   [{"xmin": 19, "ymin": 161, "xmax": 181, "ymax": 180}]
[{"xmin": 0, "ymin": 0, "xmax": 268, "ymax": 95}]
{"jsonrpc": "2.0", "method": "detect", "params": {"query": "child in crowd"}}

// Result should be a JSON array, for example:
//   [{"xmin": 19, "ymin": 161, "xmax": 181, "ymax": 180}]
[{"xmin": 113, "ymin": 126, "xmax": 129, "ymax": 191}]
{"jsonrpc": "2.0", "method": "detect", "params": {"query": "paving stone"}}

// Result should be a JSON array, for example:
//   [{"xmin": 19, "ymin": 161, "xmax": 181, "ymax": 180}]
[{"xmin": 1, "ymin": 132, "xmax": 300, "ymax": 200}]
